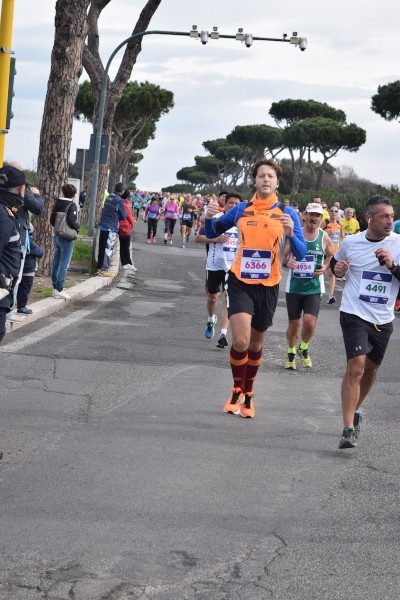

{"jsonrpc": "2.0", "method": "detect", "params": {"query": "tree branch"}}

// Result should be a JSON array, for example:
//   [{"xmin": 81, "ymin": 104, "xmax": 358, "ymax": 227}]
[{"xmin": 110, "ymin": 0, "xmax": 163, "ymax": 105}]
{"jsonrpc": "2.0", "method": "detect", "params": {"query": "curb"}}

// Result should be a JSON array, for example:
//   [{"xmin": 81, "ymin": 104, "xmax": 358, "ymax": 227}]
[
  {"xmin": 5, "ymin": 271, "xmax": 117, "ymax": 335},
  {"xmin": 5, "ymin": 236, "xmax": 121, "ymax": 336}
]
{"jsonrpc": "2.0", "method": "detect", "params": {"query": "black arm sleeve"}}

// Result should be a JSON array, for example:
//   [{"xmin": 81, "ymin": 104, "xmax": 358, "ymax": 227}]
[
  {"xmin": 391, "ymin": 265, "xmax": 400, "ymax": 281},
  {"xmin": 329, "ymin": 256, "xmax": 337, "ymax": 275},
  {"xmin": 66, "ymin": 203, "xmax": 80, "ymax": 232}
]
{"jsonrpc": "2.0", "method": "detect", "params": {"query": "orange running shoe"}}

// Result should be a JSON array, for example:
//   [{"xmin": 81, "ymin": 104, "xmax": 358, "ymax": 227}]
[
  {"xmin": 240, "ymin": 393, "xmax": 255, "ymax": 418},
  {"xmin": 223, "ymin": 388, "xmax": 244, "ymax": 414}
]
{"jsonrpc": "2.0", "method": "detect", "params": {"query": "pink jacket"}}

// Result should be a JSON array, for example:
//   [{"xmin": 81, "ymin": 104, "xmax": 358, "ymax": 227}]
[{"xmin": 164, "ymin": 202, "xmax": 179, "ymax": 219}]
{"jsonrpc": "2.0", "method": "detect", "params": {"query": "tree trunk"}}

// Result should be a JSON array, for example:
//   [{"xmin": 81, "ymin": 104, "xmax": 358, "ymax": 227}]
[
  {"xmin": 35, "ymin": 0, "xmax": 90, "ymax": 275},
  {"xmin": 306, "ymin": 148, "xmax": 318, "ymax": 189},
  {"xmin": 290, "ymin": 148, "xmax": 306, "ymax": 194},
  {"xmin": 112, "ymin": 120, "xmax": 148, "ymax": 185},
  {"xmin": 113, "ymin": 149, "xmax": 128, "ymax": 186},
  {"xmin": 316, "ymin": 157, "xmax": 330, "ymax": 190}
]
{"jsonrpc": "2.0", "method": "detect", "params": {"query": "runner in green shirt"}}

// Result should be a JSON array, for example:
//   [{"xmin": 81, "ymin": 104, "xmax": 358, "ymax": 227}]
[{"xmin": 283, "ymin": 202, "xmax": 333, "ymax": 370}]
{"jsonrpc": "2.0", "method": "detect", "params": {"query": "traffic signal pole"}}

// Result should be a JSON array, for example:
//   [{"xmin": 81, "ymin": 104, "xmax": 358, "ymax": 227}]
[{"xmin": 0, "ymin": 0, "xmax": 15, "ymax": 166}]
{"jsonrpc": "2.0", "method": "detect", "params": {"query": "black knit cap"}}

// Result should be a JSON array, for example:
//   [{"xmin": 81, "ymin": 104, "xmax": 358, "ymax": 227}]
[{"xmin": 0, "ymin": 165, "xmax": 26, "ymax": 188}]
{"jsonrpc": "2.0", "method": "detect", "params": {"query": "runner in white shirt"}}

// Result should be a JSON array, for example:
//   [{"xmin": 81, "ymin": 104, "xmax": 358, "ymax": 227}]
[
  {"xmin": 331, "ymin": 195, "xmax": 400, "ymax": 449},
  {"xmin": 196, "ymin": 192, "xmax": 242, "ymax": 347}
]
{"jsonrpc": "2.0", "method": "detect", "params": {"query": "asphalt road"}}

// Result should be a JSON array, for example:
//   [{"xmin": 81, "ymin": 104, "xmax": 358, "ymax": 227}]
[{"xmin": 1, "ymin": 220, "xmax": 400, "ymax": 600}]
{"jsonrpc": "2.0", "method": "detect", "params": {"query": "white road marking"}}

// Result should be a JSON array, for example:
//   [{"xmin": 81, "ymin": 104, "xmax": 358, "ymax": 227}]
[{"xmin": 1, "ymin": 289, "xmax": 125, "ymax": 354}]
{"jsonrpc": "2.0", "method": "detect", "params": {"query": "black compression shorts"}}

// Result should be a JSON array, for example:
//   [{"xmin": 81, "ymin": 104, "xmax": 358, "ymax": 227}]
[{"xmin": 286, "ymin": 293, "xmax": 321, "ymax": 320}]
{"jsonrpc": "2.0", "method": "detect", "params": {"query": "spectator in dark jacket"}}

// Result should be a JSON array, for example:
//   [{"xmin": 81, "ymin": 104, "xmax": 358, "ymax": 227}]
[
  {"xmin": 79, "ymin": 185, "xmax": 88, "ymax": 208},
  {"xmin": 0, "ymin": 165, "xmax": 26, "ymax": 341},
  {"xmin": 97, "ymin": 182, "xmax": 127, "ymax": 274},
  {"xmin": 16, "ymin": 225, "xmax": 44, "ymax": 315},
  {"xmin": 49, "ymin": 183, "xmax": 80, "ymax": 300},
  {"xmin": 7, "ymin": 161, "xmax": 43, "ymax": 321}
]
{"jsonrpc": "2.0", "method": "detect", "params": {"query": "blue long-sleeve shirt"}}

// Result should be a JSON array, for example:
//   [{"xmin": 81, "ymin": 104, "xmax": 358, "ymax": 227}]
[{"xmin": 205, "ymin": 199, "xmax": 306, "ymax": 286}]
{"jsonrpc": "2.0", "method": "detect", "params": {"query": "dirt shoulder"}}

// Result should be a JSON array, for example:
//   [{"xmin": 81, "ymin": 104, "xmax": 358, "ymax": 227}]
[{"xmin": 29, "ymin": 262, "xmax": 93, "ymax": 304}]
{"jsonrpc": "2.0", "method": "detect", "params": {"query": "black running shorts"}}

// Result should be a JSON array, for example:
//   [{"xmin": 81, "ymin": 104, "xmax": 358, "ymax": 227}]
[
  {"xmin": 286, "ymin": 292, "xmax": 321, "ymax": 321},
  {"xmin": 340, "ymin": 311, "xmax": 393, "ymax": 365},
  {"xmin": 226, "ymin": 271, "xmax": 279, "ymax": 332},
  {"xmin": 181, "ymin": 219, "xmax": 193, "ymax": 229},
  {"xmin": 206, "ymin": 269, "xmax": 227, "ymax": 295}
]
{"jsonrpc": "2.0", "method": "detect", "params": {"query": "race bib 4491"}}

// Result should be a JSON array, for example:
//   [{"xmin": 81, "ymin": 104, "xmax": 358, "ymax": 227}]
[{"xmin": 359, "ymin": 270, "xmax": 392, "ymax": 304}]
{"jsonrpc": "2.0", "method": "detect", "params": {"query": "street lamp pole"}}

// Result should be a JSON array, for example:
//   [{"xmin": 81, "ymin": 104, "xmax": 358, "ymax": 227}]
[
  {"xmin": 87, "ymin": 27, "xmax": 307, "ymax": 236},
  {"xmin": 88, "ymin": 30, "xmax": 197, "ymax": 236}
]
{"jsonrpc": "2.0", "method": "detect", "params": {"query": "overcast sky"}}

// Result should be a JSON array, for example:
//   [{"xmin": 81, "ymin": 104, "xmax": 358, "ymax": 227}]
[{"xmin": 6, "ymin": 0, "xmax": 400, "ymax": 191}]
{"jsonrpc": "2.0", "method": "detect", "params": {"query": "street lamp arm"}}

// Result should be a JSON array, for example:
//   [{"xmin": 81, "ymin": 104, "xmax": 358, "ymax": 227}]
[
  {"xmin": 105, "ymin": 30, "xmax": 193, "ymax": 73},
  {"xmin": 88, "ymin": 30, "xmax": 196, "ymax": 236}
]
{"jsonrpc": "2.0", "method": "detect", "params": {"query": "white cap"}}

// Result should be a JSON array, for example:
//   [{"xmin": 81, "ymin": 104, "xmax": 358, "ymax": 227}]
[{"xmin": 305, "ymin": 202, "xmax": 324, "ymax": 215}]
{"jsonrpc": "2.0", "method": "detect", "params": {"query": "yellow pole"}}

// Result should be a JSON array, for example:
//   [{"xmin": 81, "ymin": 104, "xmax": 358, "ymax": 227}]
[{"xmin": 0, "ymin": 0, "xmax": 15, "ymax": 166}]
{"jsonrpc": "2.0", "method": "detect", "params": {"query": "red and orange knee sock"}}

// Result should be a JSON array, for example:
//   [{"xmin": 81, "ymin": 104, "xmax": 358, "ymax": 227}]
[
  {"xmin": 229, "ymin": 347, "xmax": 248, "ymax": 391},
  {"xmin": 243, "ymin": 349, "xmax": 262, "ymax": 394},
  {"xmin": 229, "ymin": 347, "xmax": 262, "ymax": 394}
]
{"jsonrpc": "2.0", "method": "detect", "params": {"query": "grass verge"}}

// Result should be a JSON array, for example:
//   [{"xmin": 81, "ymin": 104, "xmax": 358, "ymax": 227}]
[{"xmin": 72, "ymin": 239, "xmax": 92, "ymax": 262}]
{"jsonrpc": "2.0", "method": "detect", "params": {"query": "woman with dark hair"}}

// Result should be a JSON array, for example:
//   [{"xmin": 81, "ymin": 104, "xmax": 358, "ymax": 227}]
[
  {"xmin": 49, "ymin": 183, "xmax": 79, "ymax": 299},
  {"xmin": 144, "ymin": 197, "xmax": 161, "ymax": 243}
]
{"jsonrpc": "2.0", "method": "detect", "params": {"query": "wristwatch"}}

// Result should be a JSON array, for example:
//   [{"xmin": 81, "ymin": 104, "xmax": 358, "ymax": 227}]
[{"xmin": 390, "ymin": 261, "xmax": 398, "ymax": 272}]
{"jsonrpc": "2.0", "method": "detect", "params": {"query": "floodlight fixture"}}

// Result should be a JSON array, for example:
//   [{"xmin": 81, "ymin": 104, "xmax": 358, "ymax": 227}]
[
  {"xmin": 299, "ymin": 38, "xmax": 307, "ymax": 51},
  {"xmin": 236, "ymin": 27, "xmax": 245, "ymax": 41},
  {"xmin": 210, "ymin": 26, "xmax": 219, "ymax": 40},
  {"xmin": 289, "ymin": 34, "xmax": 308, "ymax": 50},
  {"xmin": 244, "ymin": 34, "xmax": 253, "ymax": 48},
  {"xmin": 200, "ymin": 30, "xmax": 209, "ymax": 45}
]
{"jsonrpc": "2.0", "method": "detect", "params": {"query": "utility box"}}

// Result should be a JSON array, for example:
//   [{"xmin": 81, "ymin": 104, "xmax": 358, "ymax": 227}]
[{"xmin": 67, "ymin": 178, "xmax": 81, "ymax": 209}]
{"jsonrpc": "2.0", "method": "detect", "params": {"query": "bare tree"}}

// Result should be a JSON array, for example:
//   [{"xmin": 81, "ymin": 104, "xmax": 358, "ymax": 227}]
[{"xmin": 35, "ymin": 0, "xmax": 90, "ymax": 275}]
